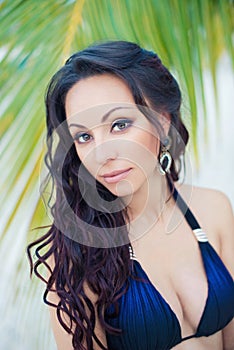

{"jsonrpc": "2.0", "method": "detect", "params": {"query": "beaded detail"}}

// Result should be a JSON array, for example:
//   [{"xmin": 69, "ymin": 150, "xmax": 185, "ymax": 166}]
[
  {"xmin": 193, "ymin": 228, "xmax": 208, "ymax": 242},
  {"xmin": 129, "ymin": 245, "xmax": 137, "ymax": 260}
]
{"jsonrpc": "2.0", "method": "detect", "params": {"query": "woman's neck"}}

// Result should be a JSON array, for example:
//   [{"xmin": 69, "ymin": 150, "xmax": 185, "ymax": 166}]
[{"xmin": 123, "ymin": 170, "xmax": 172, "ymax": 227}]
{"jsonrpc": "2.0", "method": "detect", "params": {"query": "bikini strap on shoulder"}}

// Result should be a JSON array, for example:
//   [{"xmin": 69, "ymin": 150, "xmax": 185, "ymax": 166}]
[{"xmin": 168, "ymin": 179, "xmax": 209, "ymax": 243}]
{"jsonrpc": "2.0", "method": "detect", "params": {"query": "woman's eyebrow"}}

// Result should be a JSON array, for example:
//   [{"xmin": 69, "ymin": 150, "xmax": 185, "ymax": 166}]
[{"xmin": 68, "ymin": 106, "xmax": 131, "ymax": 129}]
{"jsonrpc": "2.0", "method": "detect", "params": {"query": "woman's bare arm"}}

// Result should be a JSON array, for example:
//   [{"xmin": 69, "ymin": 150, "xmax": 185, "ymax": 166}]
[
  {"xmin": 215, "ymin": 191, "xmax": 234, "ymax": 350},
  {"xmin": 46, "ymin": 255, "xmax": 107, "ymax": 350},
  {"xmin": 48, "ymin": 285, "xmax": 107, "ymax": 350}
]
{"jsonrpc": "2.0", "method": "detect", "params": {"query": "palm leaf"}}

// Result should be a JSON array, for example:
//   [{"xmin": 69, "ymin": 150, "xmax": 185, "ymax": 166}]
[{"xmin": 0, "ymin": 0, "xmax": 233, "ymax": 348}]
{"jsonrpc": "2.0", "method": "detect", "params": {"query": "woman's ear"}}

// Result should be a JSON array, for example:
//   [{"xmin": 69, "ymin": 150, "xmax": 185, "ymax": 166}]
[{"xmin": 161, "ymin": 112, "xmax": 171, "ymax": 136}]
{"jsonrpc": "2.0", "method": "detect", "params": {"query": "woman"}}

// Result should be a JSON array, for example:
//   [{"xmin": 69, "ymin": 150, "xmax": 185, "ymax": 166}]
[{"xmin": 27, "ymin": 41, "xmax": 234, "ymax": 350}]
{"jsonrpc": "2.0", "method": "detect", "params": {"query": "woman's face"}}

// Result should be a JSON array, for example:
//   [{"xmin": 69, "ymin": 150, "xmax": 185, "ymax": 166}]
[{"xmin": 65, "ymin": 74, "xmax": 166, "ymax": 198}]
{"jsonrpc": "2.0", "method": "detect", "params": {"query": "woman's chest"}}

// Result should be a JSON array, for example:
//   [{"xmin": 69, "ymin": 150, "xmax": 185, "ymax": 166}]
[{"xmin": 130, "ymin": 226, "xmax": 209, "ymax": 336}]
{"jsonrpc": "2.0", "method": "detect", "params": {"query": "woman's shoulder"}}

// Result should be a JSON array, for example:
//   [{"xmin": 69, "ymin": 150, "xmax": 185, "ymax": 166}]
[
  {"xmin": 175, "ymin": 182, "xmax": 234, "ymax": 260},
  {"xmin": 176, "ymin": 183, "xmax": 233, "ymax": 228},
  {"xmin": 176, "ymin": 183, "xmax": 233, "ymax": 221}
]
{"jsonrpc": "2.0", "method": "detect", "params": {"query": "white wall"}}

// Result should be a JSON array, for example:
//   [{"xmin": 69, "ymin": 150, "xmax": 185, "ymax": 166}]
[{"xmin": 187, "ymin": 54, "xmax": 234, "ymax": 208}]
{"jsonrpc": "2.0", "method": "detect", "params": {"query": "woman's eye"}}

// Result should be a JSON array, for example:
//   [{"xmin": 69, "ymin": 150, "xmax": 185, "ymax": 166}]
[
  {"xmin": 112, "ymin": 119, "xmax": 133, "ymax": 132},
  {"xmin": 73, "ymin": 133, "xmax": 91, "ymax": 144}
]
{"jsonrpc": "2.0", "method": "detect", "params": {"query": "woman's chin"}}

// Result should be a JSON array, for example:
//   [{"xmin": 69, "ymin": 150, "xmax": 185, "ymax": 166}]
[{"xmin": 108, "ymin": 181, "xmax": 135, "ymax": 200}]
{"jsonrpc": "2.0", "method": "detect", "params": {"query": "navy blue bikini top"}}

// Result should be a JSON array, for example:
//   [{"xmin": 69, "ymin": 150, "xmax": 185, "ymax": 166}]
[{"xmin": 104, "ymin": 186, "xmax": 234, "ymax": 350}]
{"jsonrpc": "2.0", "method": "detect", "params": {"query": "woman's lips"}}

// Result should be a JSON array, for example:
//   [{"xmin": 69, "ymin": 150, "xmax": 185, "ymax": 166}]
[{"xmin": 102, "ymin": 168, "xmax": 132, "ymax": 183}]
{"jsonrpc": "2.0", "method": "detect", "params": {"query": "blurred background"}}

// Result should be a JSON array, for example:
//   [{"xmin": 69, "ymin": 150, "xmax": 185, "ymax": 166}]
[{"xmin": 0, "ymin": 0, "xmax": 233, "ymax": 349}]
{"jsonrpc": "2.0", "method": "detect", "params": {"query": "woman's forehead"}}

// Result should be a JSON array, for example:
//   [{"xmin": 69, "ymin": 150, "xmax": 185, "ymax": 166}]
[
  {"xmin": 64, "ymin": 74, "xmax": 168, "ymax": 134},
  {"xmin": 65, "ymin": 74, "xmax": 135, "ymax": 117}
]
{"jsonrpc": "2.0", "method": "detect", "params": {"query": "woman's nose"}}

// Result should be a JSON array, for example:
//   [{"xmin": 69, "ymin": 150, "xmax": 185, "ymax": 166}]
[{"xmin": 94, "ymin": 139, "xmax": 118, "ymax": 164}]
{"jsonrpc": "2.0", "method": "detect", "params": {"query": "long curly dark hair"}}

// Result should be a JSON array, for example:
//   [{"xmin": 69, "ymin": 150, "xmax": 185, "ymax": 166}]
[{"xmin": 27, "ymin": 40, "xmax": 189, "ymax": 350}]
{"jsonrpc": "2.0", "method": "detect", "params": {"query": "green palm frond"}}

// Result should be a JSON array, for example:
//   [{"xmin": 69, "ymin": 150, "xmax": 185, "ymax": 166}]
[{"xmin": 0, "ymin": 0, "xmax": 233, "ymax": 348}]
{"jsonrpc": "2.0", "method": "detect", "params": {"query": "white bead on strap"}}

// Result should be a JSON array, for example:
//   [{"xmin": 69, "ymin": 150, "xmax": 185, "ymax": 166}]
[
  {"xmin": 193, "ymin": 228, "xmax": 208, "ymax": 242},
  {"xmin": 129, "ymin": 245, "xmax": 137, "ymax": 260}
]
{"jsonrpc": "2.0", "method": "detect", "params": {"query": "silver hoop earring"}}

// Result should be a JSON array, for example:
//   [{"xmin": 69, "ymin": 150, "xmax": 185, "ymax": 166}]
[{"xmin": 158, "ymin": 136, "xmax": 172, "ymax": 175}]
